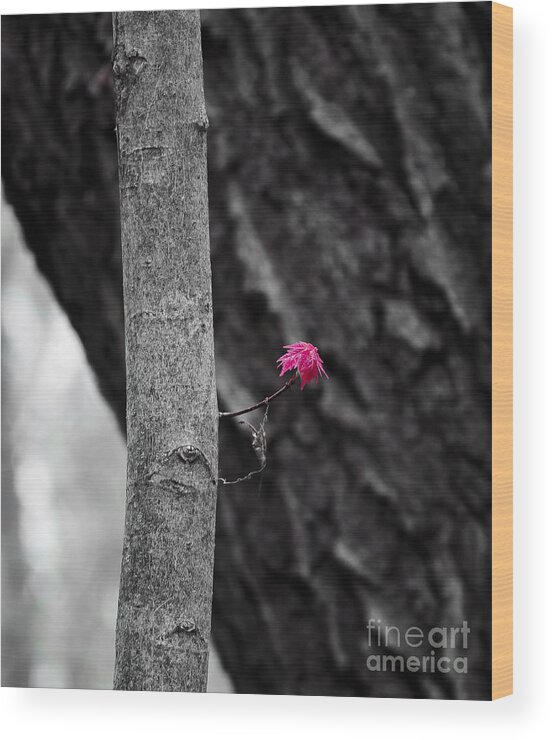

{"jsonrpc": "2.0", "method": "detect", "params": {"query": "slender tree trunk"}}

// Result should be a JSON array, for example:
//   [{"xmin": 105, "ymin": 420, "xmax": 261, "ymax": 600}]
[{"xmin": 112, "ymin": 10, "xmax": 218, "ymax": 692}]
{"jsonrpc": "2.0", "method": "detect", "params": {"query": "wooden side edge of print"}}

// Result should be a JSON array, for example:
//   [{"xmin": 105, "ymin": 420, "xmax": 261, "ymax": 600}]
[{"xmin": 491, "ymin": 0, "xmax": 513, "ymax": 702}]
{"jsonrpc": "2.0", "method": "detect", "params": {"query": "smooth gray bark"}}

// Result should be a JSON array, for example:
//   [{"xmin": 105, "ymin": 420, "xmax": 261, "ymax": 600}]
[{"xmin": 112, "ymin": 10, "xmax": 218, "ymax": 692}]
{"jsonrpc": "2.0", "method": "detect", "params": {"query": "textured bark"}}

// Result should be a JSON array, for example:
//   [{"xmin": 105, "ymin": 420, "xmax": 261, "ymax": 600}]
[
  {"xmin": 207, "ymin": 3, "xmax": 491, "ymax": 700},
  {"xmin": 2, "ymin": 3, "xmax": 491, "ymax": 699},
  {"xmin": 112, "ymin": 10, "xmax": 218, "ymax": 692}
]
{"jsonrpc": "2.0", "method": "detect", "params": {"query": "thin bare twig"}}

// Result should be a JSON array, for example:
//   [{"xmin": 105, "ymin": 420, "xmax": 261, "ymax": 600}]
[
  {"xmin": 218, "ymin": 372, "xmax": 298, "ymax": 419},
  {"xmin": 219, "ymin": 405, "xmax": 269, "ymax": 486}
]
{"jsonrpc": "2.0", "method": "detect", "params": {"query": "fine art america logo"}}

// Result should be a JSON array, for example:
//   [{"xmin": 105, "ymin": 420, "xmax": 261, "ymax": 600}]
[{"xmin": 366, "ymin": 619, "xmax": 470, "ymax": 674}]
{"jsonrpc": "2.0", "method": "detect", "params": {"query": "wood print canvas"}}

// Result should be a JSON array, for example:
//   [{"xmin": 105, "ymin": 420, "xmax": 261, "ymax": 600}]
[{"xmin": 1, "ymin": 2, "xmax": 512, "ymax": 700}]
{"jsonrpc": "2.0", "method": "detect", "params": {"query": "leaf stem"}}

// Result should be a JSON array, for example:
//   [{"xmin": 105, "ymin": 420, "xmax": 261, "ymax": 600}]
[{"xmin": 218, "ymin": 373, "xmax": 298, "ymax": 419}]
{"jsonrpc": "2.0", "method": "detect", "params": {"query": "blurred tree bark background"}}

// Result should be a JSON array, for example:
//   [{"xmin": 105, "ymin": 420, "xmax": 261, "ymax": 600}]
[{"xmin": 2, "ymin": 3, "xmax": 491, "ymax": 699}]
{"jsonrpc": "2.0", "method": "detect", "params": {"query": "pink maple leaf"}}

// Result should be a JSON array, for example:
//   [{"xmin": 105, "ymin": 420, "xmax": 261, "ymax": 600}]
[{"xmin": 277, "ymin": 342, "xmax": 329, "ymax": 390}]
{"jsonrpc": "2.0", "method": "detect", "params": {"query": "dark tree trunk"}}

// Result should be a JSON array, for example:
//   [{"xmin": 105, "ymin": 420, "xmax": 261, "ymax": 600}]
[
  {"xmin": 2, "ymin": 3, "xmax": 492, "ymax": 699},
  {"xmin": 112, "ymin": 10, "xmax": 218, "ymax": 692},
  {"xmin": 1, "ymin": 13, "xmax": 125, "ymax": 429}
]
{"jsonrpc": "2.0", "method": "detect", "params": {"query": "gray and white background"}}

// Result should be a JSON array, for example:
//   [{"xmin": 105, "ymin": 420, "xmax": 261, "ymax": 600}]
[{"xmin": 2, "ymin": 3, "xmax": 492, "ymax": 699}]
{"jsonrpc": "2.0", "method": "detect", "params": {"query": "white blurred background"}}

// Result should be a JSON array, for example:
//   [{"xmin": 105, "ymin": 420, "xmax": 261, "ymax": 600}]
[{"xmin": 1, "ymin": 190, "xmax": 231, "ymax": 691}]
